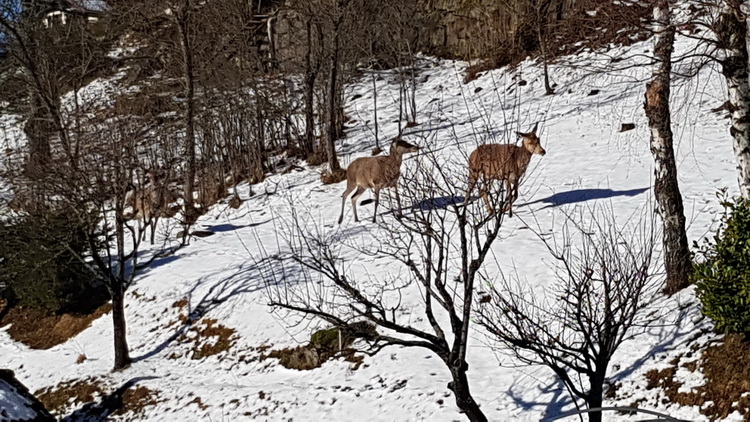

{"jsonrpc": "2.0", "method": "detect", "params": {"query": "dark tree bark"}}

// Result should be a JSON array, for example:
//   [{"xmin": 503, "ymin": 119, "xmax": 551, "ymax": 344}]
[
  {"xmin": 176, "ymin": 0, "xmax": 198, "ymax": 228},
  {"xmin": 715, "ymin": 0, "xmax": 750, "ymax": 199},
  {"xmin": 644, "ymin": 0, "xmax": 691, "ymax": 295},
  {"xmin": 303, "ymin": 18, "xmax": 319, "ymax": 156},
  {"xmin": 449, "ymin": 366, "xmax": 487, "ymax": 422},
  {"xmin": 326, "ymin": 13, "xmax": 344, "ymax": 172},
  {"xmin": 111, "ymin": 284, "xmax": 131, "ymax": 370}
]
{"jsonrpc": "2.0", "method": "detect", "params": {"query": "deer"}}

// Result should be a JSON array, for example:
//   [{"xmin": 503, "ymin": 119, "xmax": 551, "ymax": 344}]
[
  {"xmin": 466, "ymin": 123, "xmax": 546, "ymax": 217},
  {"xmin": 338, "ymin": 138, "xmax": 420, "ymax": 224},
  {"xmin": 124, "ymin": 169, "xmax": 180, "ymax": 244}
]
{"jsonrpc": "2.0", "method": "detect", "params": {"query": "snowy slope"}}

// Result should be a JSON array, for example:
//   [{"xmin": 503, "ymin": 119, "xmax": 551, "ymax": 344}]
[{"xmin": 0, "ymin": 25, "xmax": 738, "ymax": 421}]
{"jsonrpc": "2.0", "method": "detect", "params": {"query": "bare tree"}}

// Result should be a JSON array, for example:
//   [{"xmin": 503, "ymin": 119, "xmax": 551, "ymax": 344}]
[
  {"xmin": 712, "ymin": 0, "xmax": 750, "ymax": 198},
  {"xmin": 261, "ymin": 136, "xmax": 514, "ymax": 422},
  {"xmin": 170, "ymin": 0, "xmax": 200, "ymax": 231},
  {"xmin": 476, "ymin": 209, "xmax": 661, "ymax": 422},
  {"xmin": 644, "ymin": 0, "xmax": 691, "ymax": 295}
]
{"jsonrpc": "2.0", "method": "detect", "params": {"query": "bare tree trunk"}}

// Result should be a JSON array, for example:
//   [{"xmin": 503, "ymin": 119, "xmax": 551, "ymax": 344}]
[
  {"xmin": 716, "ymin": 0, "xmax": 750, "ymax": 198},
  {"xmin": 586, "ymin": 372, "xmax": 605, "ymax": 422},
  {"xmin": 303, "ymin": 19, "xmax": 316, "ymax": 156},
  {"xmin": 372, "ymin": 72, "xmax": 379, "ymax": 150},
  {"xmin": 24, "ymin": 97, "xmax": 52, "ymax": 181},
  {"xmin": 449, "ymin": 365, "xmax": 487, "ymax": 422},
  {"xmin": 326, "ymin": 18, "xmax": 343, "ymax": 172},
  {"xmin": 644, "ymin": 0, "xmax": 691, "ymax": 295},
  {"xmin": 111, "ymin": 282, "xmax": 131, "ymax": 370},
  {"xmin": 534, "ymin": 0, "xmax": 554, "ymax": 95},
  {"xmin": 177, "ymin": 0, "xmax": 198, "ymax": 227}
]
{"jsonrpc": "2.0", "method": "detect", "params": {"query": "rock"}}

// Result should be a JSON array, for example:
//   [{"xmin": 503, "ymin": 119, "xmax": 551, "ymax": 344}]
[
  {"xmin": 620, "ymin": 123, "xmax": 636, "ymax": 132},
  {"xmin": 0, "ymin": 369, "xmax": 55, "ymax": 422}
]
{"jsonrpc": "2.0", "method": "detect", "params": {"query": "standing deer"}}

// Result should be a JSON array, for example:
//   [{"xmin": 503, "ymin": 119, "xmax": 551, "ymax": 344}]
[
  {"xmin": 124, "ymin": 169, "xmax": 180, "ymax": 243},
  {"xmin": 338, "ymin": 138, "xmax": 420, "ymax": 224},
  {"xmin": 467, "ymin": 123, "xmax": 546, "ymax": 217}
]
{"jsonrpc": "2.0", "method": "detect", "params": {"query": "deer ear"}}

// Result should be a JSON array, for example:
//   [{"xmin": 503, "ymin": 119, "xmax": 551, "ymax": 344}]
[
  {"xmin": 531, "ymin": 122, "xmax": 539, "ymax": 134},
  {"xmin": 516, "ymin": 131, "xmax": 527, "ymax": 138}
]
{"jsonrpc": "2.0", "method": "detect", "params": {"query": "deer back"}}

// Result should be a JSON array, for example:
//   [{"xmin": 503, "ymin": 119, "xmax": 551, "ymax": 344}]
[
  {"xmin": 470, "ymin": 144, "xmax": 531, "ymax": 181},
  {"xmin": 347, "ymin": 155, "xmax": 402, "ymax": 189}
]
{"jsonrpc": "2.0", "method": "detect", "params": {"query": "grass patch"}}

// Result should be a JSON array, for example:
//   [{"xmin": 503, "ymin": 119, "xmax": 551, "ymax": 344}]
[
  {"xmin": 36, "ymin": 377, "xmax": 106, "ymax": 416},
  {"xmin": 113, "ymin": 386, "xmax": 162, "ymax": 418},
  {"xmin": 642, "ymin": 334, "xmax": 750, "ymax": 420},
  {"xmin": 2, "ymin": 303, "xmax": 112, "ymax": 349},
  {"xmin": 168, "ymin": 317, "xmax": 238, "ymax": 360},
  {"xmin": 264, "ymin": 323, "xmax": 375, "ymax": 370}
]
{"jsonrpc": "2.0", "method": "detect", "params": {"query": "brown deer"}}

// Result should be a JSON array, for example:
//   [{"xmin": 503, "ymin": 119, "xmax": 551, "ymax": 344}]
[
  {"xmin": 125, "ymin": 169, "xmax": 180, "ymax": 243},
  {"xmin": 467, "ymin": 123, "xmax": 546, "ymax": 217},
  {"xmin": 338, "ymin": 138, "xmax": 420, "ymax": 224}
]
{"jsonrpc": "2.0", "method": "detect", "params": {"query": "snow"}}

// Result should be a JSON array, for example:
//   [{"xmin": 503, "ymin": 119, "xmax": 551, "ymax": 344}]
[{"xmin": 0, "ymin": 20, "xmax": 740, "ymax": 422}]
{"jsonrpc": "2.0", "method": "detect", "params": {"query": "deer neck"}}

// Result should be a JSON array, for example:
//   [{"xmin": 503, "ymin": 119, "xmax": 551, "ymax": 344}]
[
  {"xmin": 519, "ymin": 144, "xmax": 534, "ymax": 167},
  {"xmin": 389, "ymin": 148, "xmax": 404, "ymax": 167}
]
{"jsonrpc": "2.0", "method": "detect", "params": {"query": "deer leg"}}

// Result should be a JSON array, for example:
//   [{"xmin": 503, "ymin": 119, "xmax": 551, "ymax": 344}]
[
  {"xmin": 503, "ymin": 178, "xmax": 518, "ymax": 218},
  {"xmin": 466, "ymin": 172, "xmax": 477, "ymax": 203},
  {"xmin": 480, "ymin": 181, "xmax": 493, "ymax": 214},
  {"xmin": 501, "ymin": 179, "xmax": 512, "ymax": 214},
  {"xmin": 338, "ymin": 184, "xmax": 357, "ymax": 224},
  {"xmin": 372, "ymin": 188, "xmax": 381, "ymax": 223},
  {"xmin": 393, "ymin": 186, "xmax": 404, "ymax": 219},
  {"xmin": 351, "ymin": 186, "xmax": 366, "ymax": 223}
]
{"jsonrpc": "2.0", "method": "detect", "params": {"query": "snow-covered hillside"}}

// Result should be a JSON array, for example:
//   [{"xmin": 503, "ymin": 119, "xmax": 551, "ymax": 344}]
[{"xmin": 0, "ymin": 24, "xmax": 738, "ymax": 421}]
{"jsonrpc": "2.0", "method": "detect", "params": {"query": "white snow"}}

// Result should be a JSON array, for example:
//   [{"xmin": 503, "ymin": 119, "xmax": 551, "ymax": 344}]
[{"xmin": 0, "ymin": 20, "xmax": 739, "ymax": 421}]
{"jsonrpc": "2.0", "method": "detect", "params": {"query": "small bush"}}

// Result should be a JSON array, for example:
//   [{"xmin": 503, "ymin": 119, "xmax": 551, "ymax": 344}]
[
  {"xmin": 0, "ymin": 211, "xmax": 99, "ymax": 314},
  {"xmin": 694, "ymin": 194, "xmax": 750, "ymax": 335}
]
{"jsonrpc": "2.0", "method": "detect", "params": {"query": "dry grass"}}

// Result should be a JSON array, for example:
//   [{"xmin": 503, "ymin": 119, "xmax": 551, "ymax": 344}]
[
  {"xmin": 307, "ymin": 149, "xmax": 327, "ymax": 166},
  {"xmin": 167, "ymin": 317, "xmax": 238, "ymax": 360},
  {"xmin": 113, "ymin": 386, "xmax": 162, "ymax": 418},
  {"xmin": 2, "ymin": 303, "xmax": 112, "ymax": 349},
  {"xmin": 320, "ymin": 168, "xmax": 347, "ymax": 185},
  {"xmin": 187, "ymin": 396, "xmax": 209, "ymax": 410},
  {"xmin": 36, "ymin": 377, "xmax": 106, "ymax": 416},
  {"xmin": 640, "ymin": 334, "xmax": 750, "ymax": 420},
  {"xmin": 264, "ymin": 324, "xmax": 374, "ymax": 370}
]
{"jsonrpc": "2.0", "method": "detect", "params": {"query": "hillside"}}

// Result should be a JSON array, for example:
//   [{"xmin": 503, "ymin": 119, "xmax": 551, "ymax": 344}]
[{"xmin": 0, "ymin": 14, "xmax": 742, "ymax": 422}]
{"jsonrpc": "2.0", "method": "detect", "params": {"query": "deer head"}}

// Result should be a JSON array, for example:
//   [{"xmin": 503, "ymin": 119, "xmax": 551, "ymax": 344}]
[{"xmin": 516, "ymin": 122, "xmax": 546, "ymax": 156}]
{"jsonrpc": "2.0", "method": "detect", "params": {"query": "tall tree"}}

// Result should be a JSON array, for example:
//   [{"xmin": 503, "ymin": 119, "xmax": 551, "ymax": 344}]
[
  {"xmin": 644, "ymin": 0, "xmax": 691, "ymax": 294},
  {"xmin": 172, "ymin": 0, "xmax": 199, "ymax": 231},
  {"xmin": 714, "ymin": 0, "xmax": 750, "ymax": 198}
]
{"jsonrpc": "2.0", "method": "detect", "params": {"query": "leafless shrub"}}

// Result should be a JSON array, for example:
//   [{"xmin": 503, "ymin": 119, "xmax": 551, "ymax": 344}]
[
  {"xmin": 476, "ymin": 207, "xmax": 662, "ymax": 422},
  {"xmin": 259, "ymin": 127, "xmax": 515, "ymax": 421}
]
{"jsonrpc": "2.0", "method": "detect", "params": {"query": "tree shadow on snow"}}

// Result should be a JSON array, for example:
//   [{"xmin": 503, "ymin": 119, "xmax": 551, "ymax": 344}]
[
  {"xmin": 413, "ymin": 195, "xmax": 466, "ymax": 210},
  {"xmin": 505, "ymin": 376, "xmax": 576, "ymax": 421},
  {"xmin": 518, "ymin": 187, "xmax": 649, "ymax": 210},
  {"xmin": 132, "ymin": 257, "xmax": 298, "ymax": 362},
  {"xmin": 62, "ymin": 376, "xmax": 158, "ymax": 422},
  {"xmin": 197, "ymin": 221, "xmax": 266, "ymax": 233}
]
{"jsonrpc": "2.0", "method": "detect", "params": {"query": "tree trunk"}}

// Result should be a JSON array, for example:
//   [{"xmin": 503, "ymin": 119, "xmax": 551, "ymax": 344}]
[
  {"xmin": 372, "ymin": 73, "xmax": 379, "ymax": 149},
  {"xmin": 586, "ymin": 373, "xmax": 605, "ymax": 422},
  {"xmin": 644, "ymin": 0, "xmax": 691, "ymax": 295},
  {"xmin": 326, "ymin": 20, "xmax": 342, "ymax": 172},
  {"xmin": 23, "ymin": 96, "xmax": 52, "ymax": 181},
  {"xmin": 303, "ymin": 20, "xmax": 316, "ymax": 156},
  {"xmin": 716, "ymin": 0, "xmax": 750, "ymax": 198},
  {"xmin": 177, "ymin": 1, "xmax": 198, "ymax": 226},
  {"xmin": 111, "ymin": 284, "xmax": 131, "ymax": 370},
  {"xmin": 449, "ymin": 365, "xmax": 487, "ymax": 422},
  {"xmin": 534, "ymin": 0, "xmax": 554, "ymax": 95}
]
